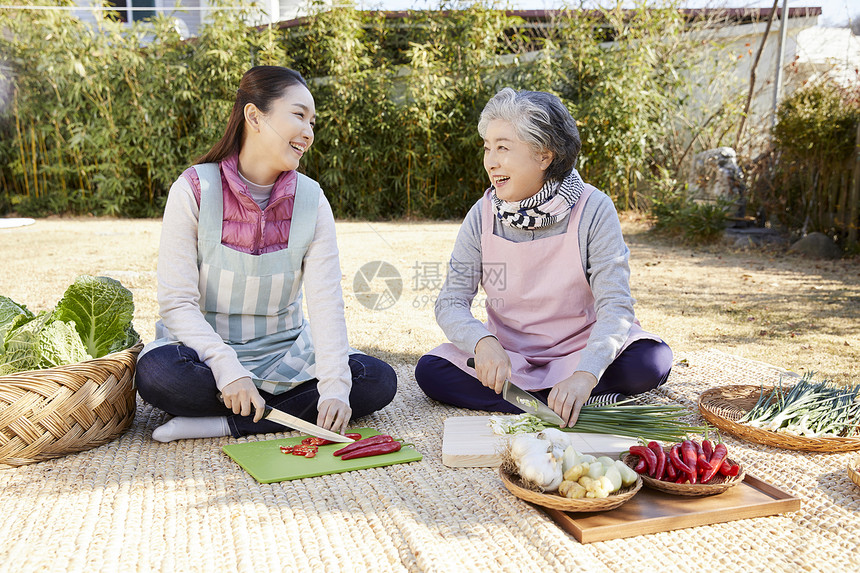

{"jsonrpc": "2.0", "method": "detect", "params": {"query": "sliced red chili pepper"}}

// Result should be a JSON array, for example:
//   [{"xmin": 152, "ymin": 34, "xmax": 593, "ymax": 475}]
[
  {"xmin": 701, "ymin": 442, "xmax": 729, "ymax": 483},
  {"xmin": 280, "ymin": 445, "xmax": 294, "ymax": 454},
  {"xmin": 334, "ymin": 435, "xmax": 395, "ymax": 457},
  {"xmin": 629, "ymin": 446, "xmax": 657, "ymax": 476},
  {"xmin": 304, "ymin": 451, "xmax": 316, "ymax": 458},
  {"xmin": 340, "ymin": 441, "xmax": 402, "ymax": 460},
  {"xmin": 681, "ymin": 440, "xmax": 698, "ymax": 484},
  {"xmin": 345, "ymin": 433, "xmax": 362, "ymax": 441},
  {"xmin": 647, "ymin": 441, "xmax": 666, "ymax": 479}
]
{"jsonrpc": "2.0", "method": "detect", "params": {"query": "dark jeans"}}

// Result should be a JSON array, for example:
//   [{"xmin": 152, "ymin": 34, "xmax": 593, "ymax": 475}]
[
  {"xmin": 414, "ymin": 339, "xmax": 673, "ymax": 413},
  {"xmin": 136, "ymin": 344, "xmax": 397, "ymax": 437}
]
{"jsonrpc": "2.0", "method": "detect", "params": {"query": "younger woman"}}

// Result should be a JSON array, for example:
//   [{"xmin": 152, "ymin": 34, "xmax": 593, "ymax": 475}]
[{"xmin": 136, "ymin": 66, "xmax": 396, "ymax": 441}]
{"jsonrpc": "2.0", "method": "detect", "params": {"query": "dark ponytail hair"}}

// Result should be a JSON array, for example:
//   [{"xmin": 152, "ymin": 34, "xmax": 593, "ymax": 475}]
[{"xmin": 196, "ymin": 66, "xmax": 309, "ymax": 165}]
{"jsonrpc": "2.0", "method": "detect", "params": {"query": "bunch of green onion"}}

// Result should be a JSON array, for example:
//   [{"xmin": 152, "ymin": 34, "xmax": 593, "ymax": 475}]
[
  {"xmin": 489, "ymin": 403, "xmax": 705, "ymax": 442},
  {"xmin": 738, "ymin": 373, "xmax": 860, "ymax": 438}
]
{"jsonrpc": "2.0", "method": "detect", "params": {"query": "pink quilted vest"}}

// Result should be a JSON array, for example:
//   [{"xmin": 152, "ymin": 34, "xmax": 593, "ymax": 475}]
[{"xmin": 182, "ymin": 154, "xmax": 298, "ymax": 254}]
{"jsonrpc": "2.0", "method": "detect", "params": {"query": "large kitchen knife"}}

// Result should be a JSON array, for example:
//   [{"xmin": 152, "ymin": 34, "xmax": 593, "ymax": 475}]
[
  {"xmin": 217, "ymin": 394, "xmax": 354, "ymax": 443},
  {"xmin": 262, "ymin": 406, "xmax": 355, "ymax": 443},
  {"xmin": 465, "ymin": 358, "xmax": 564, "ymax": 426}
]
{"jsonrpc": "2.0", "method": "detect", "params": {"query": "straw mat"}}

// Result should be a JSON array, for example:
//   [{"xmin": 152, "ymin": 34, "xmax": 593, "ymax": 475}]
[{"xmin": 1, "ymin": 349, "xmax": 858, "ymax": 572}]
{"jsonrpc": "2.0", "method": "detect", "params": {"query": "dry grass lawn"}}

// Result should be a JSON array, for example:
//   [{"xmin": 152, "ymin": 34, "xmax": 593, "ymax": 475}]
[{"xmin": 0, "ymin": 215, "xmax": 857, "ymax": 384}]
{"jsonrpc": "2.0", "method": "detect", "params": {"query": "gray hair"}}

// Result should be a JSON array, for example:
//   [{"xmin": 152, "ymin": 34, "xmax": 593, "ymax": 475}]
[{"xmin": 478, "ymin": 88, "xmax": 581, "ymax": 182}]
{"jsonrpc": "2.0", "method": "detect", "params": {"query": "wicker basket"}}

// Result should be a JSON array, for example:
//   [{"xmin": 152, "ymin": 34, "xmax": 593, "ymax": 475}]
[
  {"xmin": 698, "ymin": 385, "xmax": 860, "ymax": 453},
  {"xmin": 622, "ymin": 452, "xmax": 745, "ymax": 497},
  {"xmin": 0, "ymin": 341, "xmax": 142, "ymax": 467},
  {"xmin": 849, "ymin": 456, "xmax": 860, "ymax": 490},
  {"xmin": 498, "ymin": 466, "xmax": 642, "ymax": 512}
]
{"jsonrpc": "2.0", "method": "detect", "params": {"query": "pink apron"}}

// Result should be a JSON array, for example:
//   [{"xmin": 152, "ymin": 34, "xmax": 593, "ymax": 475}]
[{"xmin": 428, "ymin": 186, "xmax": 656, "ymax": 391}]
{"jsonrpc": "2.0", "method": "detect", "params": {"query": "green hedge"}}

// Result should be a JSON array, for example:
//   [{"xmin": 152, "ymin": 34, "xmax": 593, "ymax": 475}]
[
  {"xmin": 0, "ymin": 1, "xmax": 741, "ymax": 219},
  {"xmin": 754, "ymin": 79, "xmax": 859, "ymax": 247}
]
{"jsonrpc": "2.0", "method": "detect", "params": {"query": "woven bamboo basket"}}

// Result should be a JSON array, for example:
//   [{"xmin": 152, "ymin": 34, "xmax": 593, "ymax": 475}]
[
  {"xmin": 498, "ymin": 466, "xmax": 642, "ymax": 512},
  {"xmin": 698, "ymin": 385, "xmax": 860, "ymax": 453},
  {"xmin": 849, "ymin": 456, "xmax": 860, "ymax": 490},
  {"xmin": 0, "ymin": 341, "xmax": 142, "ymax": 467},
  {"xmin": 622, "ymin": 452, "xmax": 745, "ymax": 497}
]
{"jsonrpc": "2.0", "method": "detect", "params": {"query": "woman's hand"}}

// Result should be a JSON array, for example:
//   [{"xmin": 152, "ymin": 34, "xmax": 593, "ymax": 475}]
[
  {"xmin": 221, "ymin": 376, "xmax": 267, "ymax": 422},
  {"xmin": 317, "ymin": 399, "xmax": 352, "ymax": 434},
  {"xmin": 474, "ymin": 336, "xmax": 511, "ymax": 394},
  {"xmin": 547, "ymin": 371, "xmax": 598, "ymax": 428}
]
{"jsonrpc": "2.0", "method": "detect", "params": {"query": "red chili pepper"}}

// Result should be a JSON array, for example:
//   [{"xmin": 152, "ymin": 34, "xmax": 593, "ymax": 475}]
[
  {"xmin": 647, "ymin": 441, "xmax": 666, "ymax": 479},
  {"xmin": 702, "ymin": 439, "xmax": 714, "ymax": 462},
  {"xmin": 693, "ymin": 440, "xmax": 714, "ymax": 476},
  {"xmin": 633, "ymin": 458, "xmax": 647, "ymax": 473},
  {"xmin": 629, "ymin": 446, "xmax": 657, "ymax": 476},
  {"xmin": 701, "ymin": 442, "xmax": 729, "ymax": 483},
  {"xmin": 681, "ymin": 440, "xmax": 698, "ymax": 484},
  {"xmin": 719, "ymin": 460, "xmax": 740, "ymax": 477},
  {"xmin": 665, "ymin": 460, "xmax": 677, "ymax": 481},
  {"xmin": 334, "ymin": 435, "xmax": 395, "ymax": 457},
  {"xmin": 670, "ymin": 444, "xmax": 694, "ymax": 476},
  {"xmin": 340, "ymin": 441, "xmax": 402, "ymax": 460}
]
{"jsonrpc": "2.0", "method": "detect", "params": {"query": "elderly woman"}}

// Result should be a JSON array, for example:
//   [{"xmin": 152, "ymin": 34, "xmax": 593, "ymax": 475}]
[{"xmin": 414, "ymin": 88, "xmax": 673, "ymax": 427}]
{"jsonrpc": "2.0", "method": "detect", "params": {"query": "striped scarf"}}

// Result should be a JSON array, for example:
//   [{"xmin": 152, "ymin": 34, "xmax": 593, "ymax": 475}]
[{"xmin": 491, "ymin": 168, "xmax": 585, "ymax": 230}]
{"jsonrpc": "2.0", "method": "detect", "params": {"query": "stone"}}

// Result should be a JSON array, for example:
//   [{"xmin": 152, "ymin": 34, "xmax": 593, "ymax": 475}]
[
  {"xmin": 788, "ymin": 232, "xmax": 843, "ymax": 259},
  {"xmin": 689, "ymin": 147, "xmax": 746, "ymax": 218}
]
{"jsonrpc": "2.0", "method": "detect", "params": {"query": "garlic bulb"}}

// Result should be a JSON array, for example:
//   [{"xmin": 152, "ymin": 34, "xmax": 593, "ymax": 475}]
[{"xmin": 517, "ymin": 451, "xmax": 564, "ymax": 492}]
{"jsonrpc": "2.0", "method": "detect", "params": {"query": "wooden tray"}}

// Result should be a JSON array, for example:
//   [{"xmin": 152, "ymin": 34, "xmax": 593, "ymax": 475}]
[
  {"xmin": 699, "ymin": 385, "xmax": 860, "ymax": 452},
  {"xmin": 541, "ymin": 474, "xmax": 800, "ymax": 543}
]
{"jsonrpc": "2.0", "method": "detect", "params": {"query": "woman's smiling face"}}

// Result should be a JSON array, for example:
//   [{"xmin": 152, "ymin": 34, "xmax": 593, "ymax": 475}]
[
  {"xmin": 259, "ymin": 83, "xmax": 316, "ymax": 173},
  {"xmin": 482, "ymin": 119, "xmax": 552, "ymax": 202}
]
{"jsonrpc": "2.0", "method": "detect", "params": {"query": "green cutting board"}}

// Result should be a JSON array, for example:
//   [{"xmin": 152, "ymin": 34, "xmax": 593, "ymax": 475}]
[{"xmin": 222, "ymin": 428, "xmax": 422, "ymax": 484}]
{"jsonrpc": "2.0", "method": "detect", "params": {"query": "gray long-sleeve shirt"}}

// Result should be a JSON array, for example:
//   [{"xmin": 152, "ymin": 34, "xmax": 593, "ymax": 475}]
[{"xmin": 434, "ymin": 188, "xmax": 639, "ymax": 381}]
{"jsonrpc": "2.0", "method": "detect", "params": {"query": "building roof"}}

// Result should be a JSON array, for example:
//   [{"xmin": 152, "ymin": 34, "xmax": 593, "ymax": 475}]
[{"xmin": 273, "ymin": 6, "xmax": 823, "ymax": 30}]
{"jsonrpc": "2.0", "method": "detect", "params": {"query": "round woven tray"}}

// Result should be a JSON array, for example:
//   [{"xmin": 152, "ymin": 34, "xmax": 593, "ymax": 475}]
[
  {"xmin": 849, "ymin": 456, "xmax": 860, "ymax": 490},
  {"xmin": 498, "ymin": 466, "xmax": 642, "ymax": 512},
  {"xmin": 0, "ymin": 341, "xmax": 142, "ymax": 467},
  {"xmin": 622, "ymin": 452, "xmax": 745, "ymax": 497},
  {"xmin": 698, "ymin": 385, "xmax": 860, "ymax": 453}
]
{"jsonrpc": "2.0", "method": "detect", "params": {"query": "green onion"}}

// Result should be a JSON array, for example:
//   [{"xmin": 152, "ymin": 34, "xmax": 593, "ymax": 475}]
[
  {"xmin": 739, "ymin": 372, "xmax": 860, "ymax": 438},
  {"xmin": 489, "ymin": 404, "xmax": 704, "ymax": 442}
]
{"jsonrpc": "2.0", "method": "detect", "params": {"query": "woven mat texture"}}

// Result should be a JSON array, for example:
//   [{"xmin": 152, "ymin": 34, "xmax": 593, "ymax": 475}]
[{"xmin": 1, "ymin": 349, "xmax": 858, "ymax": 573}]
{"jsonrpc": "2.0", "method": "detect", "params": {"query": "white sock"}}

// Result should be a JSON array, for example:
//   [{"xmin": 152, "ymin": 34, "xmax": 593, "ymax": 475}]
[{"xmin": 152, "ymin": 416, "xmax": 230, "ymax": 442}]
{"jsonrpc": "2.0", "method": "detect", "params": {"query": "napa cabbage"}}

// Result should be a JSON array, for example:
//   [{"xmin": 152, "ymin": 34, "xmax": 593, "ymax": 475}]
[
  {"xmin": 0, "ymin": 276, "xmax": 138, "ymax": 375},
  {"xmin": 53, "ymin": 275, "xmax": 139, "ymax": 358}
]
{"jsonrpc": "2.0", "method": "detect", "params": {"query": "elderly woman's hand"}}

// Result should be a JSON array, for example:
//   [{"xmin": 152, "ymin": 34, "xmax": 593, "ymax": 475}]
[
  {"xmin": 474, "ymin": 336, "xmax": 511, "ymax": 394},
  {"xmin": 548, "ymin": 372, "xmax": 598, "ymax": 428}
]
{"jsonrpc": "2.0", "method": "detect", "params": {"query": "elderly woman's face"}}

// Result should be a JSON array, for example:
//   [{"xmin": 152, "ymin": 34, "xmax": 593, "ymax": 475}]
[{"xmin": 482, "ymin": 119, "xmax": 552, "ymax": 202}]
